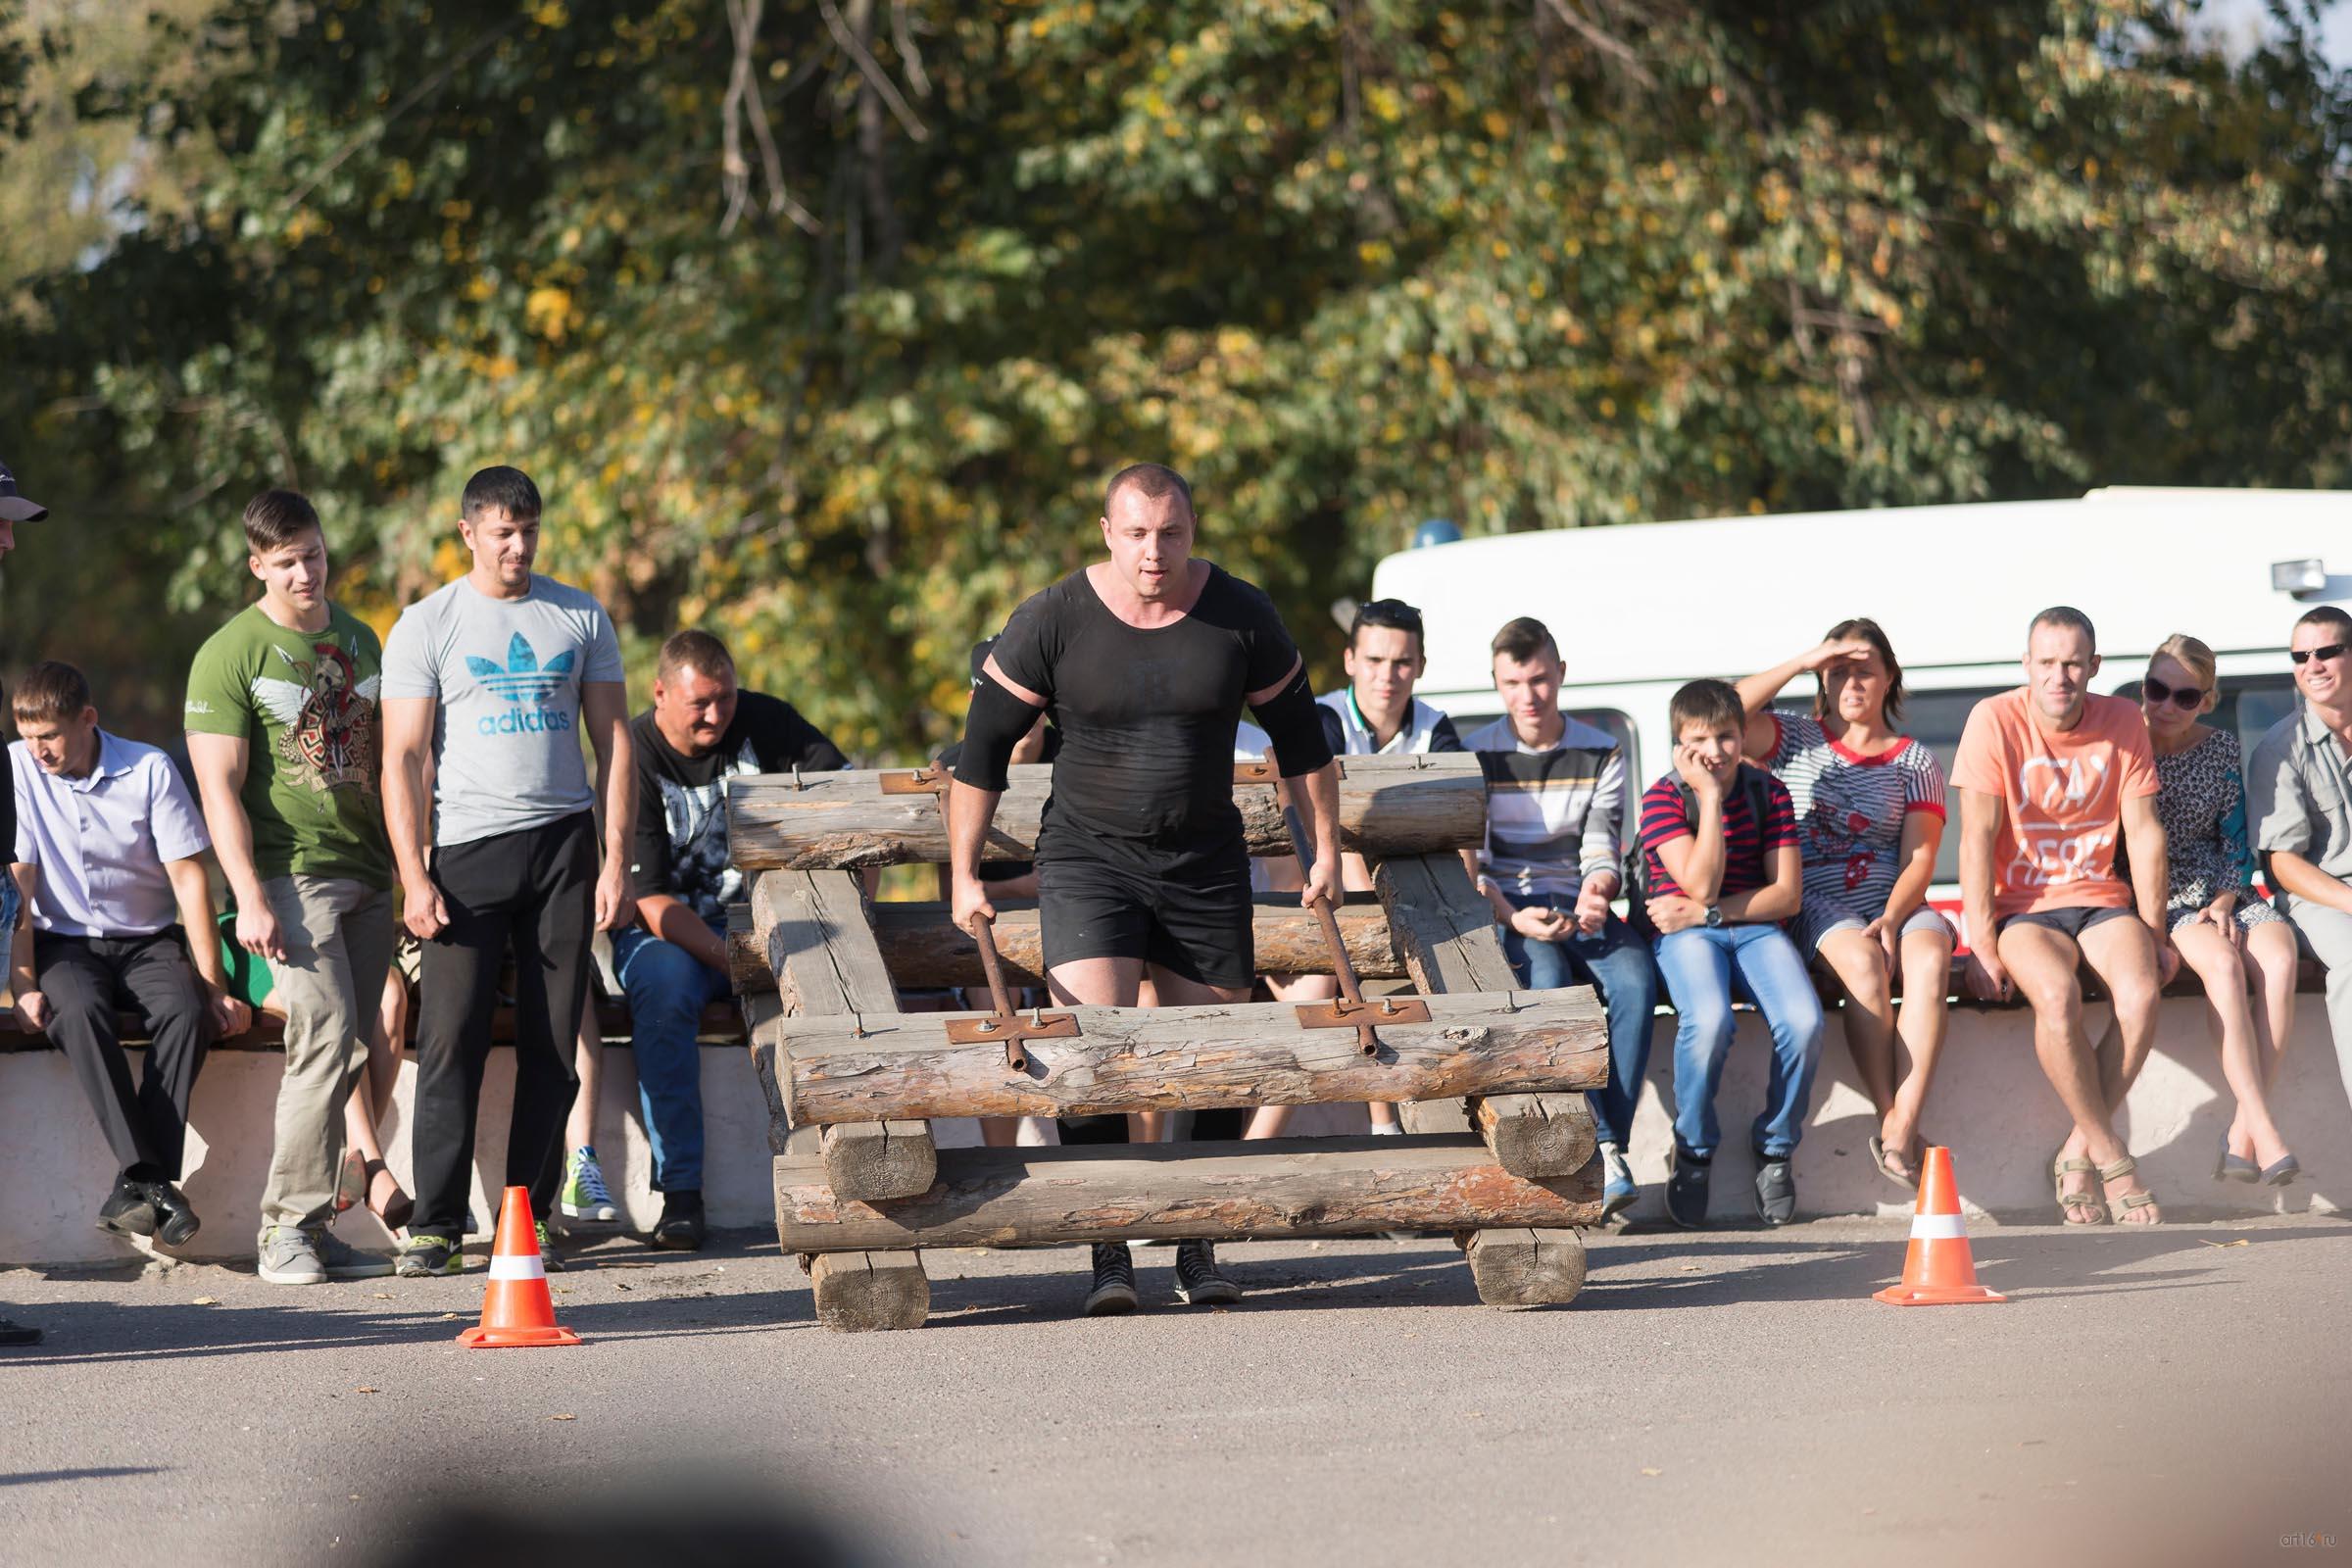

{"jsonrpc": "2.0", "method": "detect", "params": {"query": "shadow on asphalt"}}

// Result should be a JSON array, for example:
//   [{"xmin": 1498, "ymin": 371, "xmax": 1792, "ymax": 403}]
[{"xmin": 0, "ymin": 1465, "xmax": 168, "ymax": 1488}]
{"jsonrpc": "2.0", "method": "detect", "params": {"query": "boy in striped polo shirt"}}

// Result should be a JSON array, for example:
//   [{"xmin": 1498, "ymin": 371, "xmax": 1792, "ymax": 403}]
[
  {"xmin": 1638, "ymin": 678, "xmax": 1824, "ymax": 1228},
  {"xmin": 1466, "ymin": 616, "xmax": 1659, "ymax": 1219}
]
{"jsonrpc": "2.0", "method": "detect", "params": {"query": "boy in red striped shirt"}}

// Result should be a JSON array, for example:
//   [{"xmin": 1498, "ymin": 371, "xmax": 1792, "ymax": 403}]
[{"xmin": 1639, "ymin": 679, "xmax": 1824, "ymax": 1227}]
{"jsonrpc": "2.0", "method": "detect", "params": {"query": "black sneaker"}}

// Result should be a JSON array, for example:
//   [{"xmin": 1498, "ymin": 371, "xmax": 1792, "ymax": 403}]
[
  {"xmin": 1083, "ymin": 1242, "xmax": 1138, "ymax": 1316},
  {"xmin": 395, "ymin": 1233, "xmax": 464, "ymax": 1277},
  {"xmin": 1753, "ymin": 1154, "xmax": 1796, "ymax": 1227},
  {"xmin": 1172, "ymin": 1239, "xmax": 1241, "ymax": 1305},
  {"xmin": 137, "ymin": 1180, "xmax": 202, "ymax": 1247},
  {"xmin": 0, "ymin": 1316, "xmax": 40, "ymax": 1347},
  {"xmin": 1664, "ymin": 1148, "xmax": 1711, "ymax": 1230},
  {"xmin": 652, "ymin": 1190, "xmax": 706, "ymax": 1251},
  {"xmin": 96, "ymin": 1176, "xmax": 158, "ymax": 1239}
]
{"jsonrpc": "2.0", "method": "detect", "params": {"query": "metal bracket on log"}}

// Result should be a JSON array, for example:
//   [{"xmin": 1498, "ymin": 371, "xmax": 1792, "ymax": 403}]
[
  {"xmin": 1296, "ymin": 996, "xmax": 1432, "ymax": 1049},
  {"xmin": 879, "ymin": 765, "xmax": 952, "ymax": 796},
  {"xmin": 941, "ymin": 914, "xmax": 1077, "ymax": 1070}
]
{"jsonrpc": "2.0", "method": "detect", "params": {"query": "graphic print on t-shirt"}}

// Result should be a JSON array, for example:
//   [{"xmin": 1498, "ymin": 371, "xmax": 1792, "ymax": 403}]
[
  {"xmin": 466, "ymin": 633, "xmax": 577, "ymax": 735},
  {"xmin": 658, "ymin": 734, "xmax": 762, "ymax": 920},
  {"xmin": 2009, "ymin": 752, "xmax": 2114, "ymax": 891},
  {"xmin": 251, "ymin": 640, "xmax": 381, "ymax": 793}
]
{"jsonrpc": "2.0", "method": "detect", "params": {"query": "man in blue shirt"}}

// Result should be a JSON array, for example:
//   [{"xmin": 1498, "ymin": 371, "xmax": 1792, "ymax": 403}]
[{"xmin": 9, "ymin": 661, "xmax": 249, "ymax": 1250}]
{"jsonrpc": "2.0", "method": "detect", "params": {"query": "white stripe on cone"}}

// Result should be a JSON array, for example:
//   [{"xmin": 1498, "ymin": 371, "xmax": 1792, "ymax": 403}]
[
  {"xmin": 488, "ymin": 1253, "xmax": 547, "ymax": 1281},
  {"xmin": 1909, "ymin": 1213, "xmax": 1967, "ymax": 1241}
]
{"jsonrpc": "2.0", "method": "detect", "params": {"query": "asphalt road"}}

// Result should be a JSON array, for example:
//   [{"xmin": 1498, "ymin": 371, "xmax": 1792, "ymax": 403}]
[{"xmin": 2, "ymin": 1214, "xmax": 2346, "ymax": 1568}]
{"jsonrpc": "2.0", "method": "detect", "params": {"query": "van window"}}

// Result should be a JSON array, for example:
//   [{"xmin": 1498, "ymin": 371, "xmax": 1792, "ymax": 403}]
[
  {"xmin": 1450, "ymin": 708, "xmax": 1642, "ymax": 850},
  {"xmin": 1773, "ymin": 687, "xmax": 2007, "ymax": 885}
]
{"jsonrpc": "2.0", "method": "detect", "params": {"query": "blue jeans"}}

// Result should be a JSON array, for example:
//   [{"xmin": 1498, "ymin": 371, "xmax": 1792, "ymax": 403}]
[
  {"xmin": 1497, "ymin": 894, "xmax": 1661, "ymax": 1150},
  {"xmin": 1652, "ymin": 924, "xmax": 1826, "ymax": 1161},
  {"xmin": 612, "ymin": 922, "xmax": 734, "ymax": 1193}
]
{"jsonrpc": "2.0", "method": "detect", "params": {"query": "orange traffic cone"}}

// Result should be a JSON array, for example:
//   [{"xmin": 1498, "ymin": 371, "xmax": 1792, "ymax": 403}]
[
  {"xmin": 1873, "ymin": 1146, "xmax": 2006, "ymax": 1307},
  {"xmin": 458, "ymin": 1186, "xmax": 582, "ymax": 1348}
]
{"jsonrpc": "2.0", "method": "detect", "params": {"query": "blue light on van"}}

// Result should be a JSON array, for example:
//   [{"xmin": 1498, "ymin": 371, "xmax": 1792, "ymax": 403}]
[{"xmin": 1411, "ymin": 518, "xmax": 1462, "ymax": 549}]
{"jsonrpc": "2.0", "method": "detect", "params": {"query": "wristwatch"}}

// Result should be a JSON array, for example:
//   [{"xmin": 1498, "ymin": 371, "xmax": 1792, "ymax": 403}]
[{"xmin": 1702, "ymin": 905, "xmax": 1725, "ymax": 929}]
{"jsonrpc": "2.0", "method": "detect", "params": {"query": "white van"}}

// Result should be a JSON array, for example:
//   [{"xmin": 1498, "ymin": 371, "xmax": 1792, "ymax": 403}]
[{"xmin": 1368, "ymin": 486, "xmax": 2352, "ymax": 917}]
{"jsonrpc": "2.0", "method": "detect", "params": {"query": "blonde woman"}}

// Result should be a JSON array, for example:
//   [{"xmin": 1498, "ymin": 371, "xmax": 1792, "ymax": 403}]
[{"xmin": 2134, "ymin": 634, "xmax": 2298, "ymax": 1184}]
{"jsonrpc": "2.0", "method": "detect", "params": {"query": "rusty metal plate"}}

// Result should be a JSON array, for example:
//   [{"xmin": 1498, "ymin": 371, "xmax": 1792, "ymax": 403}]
[
  {"xmin": 944, "ymin": 1010, "xmax": 1081, "ymax": 1045},
  {"xmin": 879, "ymin": 766, "xmax": 952, "ymax": 796},
  {"xmin": 1295, "ymin": 997, "xmax": 1433, "ymax": 1029}
]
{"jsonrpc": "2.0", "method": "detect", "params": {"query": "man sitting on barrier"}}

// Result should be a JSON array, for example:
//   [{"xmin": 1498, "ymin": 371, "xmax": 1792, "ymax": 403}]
[
  {"xmin": 1466, "ymin": 615, "xmax": 1657, "ymax": 1220},
  {"xmin": 2249, "ymin": 605, "xmax": 2352, "ymax": 1131},
  {"xmin": 1953, "ymin": 606, "xmax": 2169, "ymax": 1226},
  {"xmin": 9, "ymin": 661, "xmax": 250, "ymax": 1250},
  {"xmin": 947, "ymin": 461, "xmax": 1341, "ymax": 1316},
  {"xmin": 620, "ymin": 628, "xmax": 848, "ymax": 1249}
]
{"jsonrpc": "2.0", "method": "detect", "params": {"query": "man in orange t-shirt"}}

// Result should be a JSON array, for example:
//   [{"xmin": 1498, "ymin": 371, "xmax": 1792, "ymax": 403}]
[{"xmin": 1952, "ymin": 606, "xmax": 2173, "ymax": 1227}]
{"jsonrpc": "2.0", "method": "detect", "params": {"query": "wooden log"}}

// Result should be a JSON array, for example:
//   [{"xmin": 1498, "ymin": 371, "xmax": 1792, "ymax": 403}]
[
  {"xmin": 728, "ymin": 896, "xmax": 1403, "ymax": 993},
  {"xmin": 1464, "ymin": 1228, "xmax": 1588, "ymax": 1307},
  {"xmin": 771, "ymin": 990, "xmax": 1605, "ymax": 1124},
  {"xmin": 817, "ymin": 1120, "xmax": 937, "ymax": 1199},
  {"xmin": 726, "ymin": 755, "xmax": 1487, "ymax": 871},
  {"xmin": 743, "ymin": 992, "xmax": 796, "ymax": 1157},
  {"xmin": 755, "ymin": 869, "xmax": 937, "ymax": 1201},
  {"xmin": 1375, "ymin": 852, "xmax": 1597, "ymax": 1152},
  {"xmin": 1473, "ymin": 1093, "xmax": 1597, "ymax": 1180},
  {"xmin": 776, "ymin": 1135, "xmax": 1603, "ymax": 1250},
  {"xmin": 808, "ymin": 1250, "xmax": 930, "ymax": 1332}
]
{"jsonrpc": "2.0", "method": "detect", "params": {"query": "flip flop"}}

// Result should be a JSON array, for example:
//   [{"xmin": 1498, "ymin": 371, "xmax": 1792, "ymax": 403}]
[{"xmin": 1871, "ymin": 1132, "xmax": 1927, "ymax": 1191}]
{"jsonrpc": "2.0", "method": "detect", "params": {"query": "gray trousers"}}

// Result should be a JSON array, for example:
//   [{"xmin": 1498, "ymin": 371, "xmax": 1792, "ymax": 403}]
[
  {"xmin": 2281, "ymin": 893, "xmax": 2352, "ymax": 1107},
  {"xmin": 258, "ymin": 876, "xmax": 397, "ymax": 1232}
]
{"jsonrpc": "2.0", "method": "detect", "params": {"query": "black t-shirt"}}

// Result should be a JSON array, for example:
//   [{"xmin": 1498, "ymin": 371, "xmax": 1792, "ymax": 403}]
[
  {"xmin": 939, "ymin": 729, "xmax": 1061, "ymax": 884},
  {"xmin": 981, "ymin": 563, "xmax": 1304, "ymax": 873},
  {"xmin": 629, "ymin": 690, "xmax": 849, "ymax": 921}
]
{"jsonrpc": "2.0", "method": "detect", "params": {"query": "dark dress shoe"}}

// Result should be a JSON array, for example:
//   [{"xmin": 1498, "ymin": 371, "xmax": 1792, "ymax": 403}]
[
  {"xmin": 651, "ymin": 1191, "xmax": 706, "ymax": 1251},
  {"xmin": 0, "ymin": 1315, "xmax": 43, "ymax": 1347},
  {"xmin": 138, "ymin": 1181, "xmax": 202, "ymax": 1248},
  {"xmin": 96, "ymin": 1178, "xmax": 158, "ymax": 1238}
]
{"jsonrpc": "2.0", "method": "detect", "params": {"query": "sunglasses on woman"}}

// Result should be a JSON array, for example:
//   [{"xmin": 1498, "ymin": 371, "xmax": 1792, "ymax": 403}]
[
  {"xmin": 2290, "ymin": 643, "xmax": 2347, "ymax": 665},
  {"xmin": 2140, "ymin": 675, "xmax": 2204, "ymax": 710}
]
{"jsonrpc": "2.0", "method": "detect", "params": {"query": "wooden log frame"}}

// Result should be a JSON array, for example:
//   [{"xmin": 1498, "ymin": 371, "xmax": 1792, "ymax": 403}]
[
  {"xmin": 1463, "ymin": 1228, "xmax": 1588, "ymax": 1307},
  {"xmin": 729, "ymin": 896, "xmax": 1404, "ymax": 995},
  {"xmin": 775, "ymin": 1135, "xmax": 1603, "ymax": 1250},
  {"xmin": 754, "ymin": 868, "xmax": 935, "ymax": 1332},
  {"xmin": 770, "ymin": 988, "xmax": 1605, "ymax": 1126},
  {"xmin": 725, "ymin": 755, "xmax": 1486, "ymax": 871},
  {"xmin": 1373, "ymin": 853, "xmax": 1598, "ymax": 1173}
]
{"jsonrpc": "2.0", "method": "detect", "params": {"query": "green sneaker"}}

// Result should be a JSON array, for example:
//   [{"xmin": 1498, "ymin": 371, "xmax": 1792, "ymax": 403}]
[
  {"xmin": 395, "ymin": 1233, "xmax": 464, "ymax": 1277},
  {"xmin": 535, "ymin": 1219, "xmax": 565, "ymax": 1273},
  {"xmin": 558, "ymin": 1146, "xmax": 618, "ymax": 1224}
]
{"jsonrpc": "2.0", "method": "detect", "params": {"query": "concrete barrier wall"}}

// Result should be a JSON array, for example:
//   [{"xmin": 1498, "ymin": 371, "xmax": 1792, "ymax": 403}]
[{"xmin": 4, "ymin": 992, "xmax": 2347, "ymax": 1265}]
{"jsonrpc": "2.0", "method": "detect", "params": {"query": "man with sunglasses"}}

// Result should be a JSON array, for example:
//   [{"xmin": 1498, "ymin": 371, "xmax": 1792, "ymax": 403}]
[{"xmin": 2249, "ymin": 607, "xmax": 2352, "ymax": 1113}]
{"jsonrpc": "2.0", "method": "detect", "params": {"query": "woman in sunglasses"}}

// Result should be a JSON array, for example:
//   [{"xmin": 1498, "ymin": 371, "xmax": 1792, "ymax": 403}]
[
  {"xmin": 2136, "ymin": 633, "xmax": 2298, "ymax": 1184},
  {"xmin": 1736, "ymin": 619, "xmax": 1953, "ymax": 1190}
]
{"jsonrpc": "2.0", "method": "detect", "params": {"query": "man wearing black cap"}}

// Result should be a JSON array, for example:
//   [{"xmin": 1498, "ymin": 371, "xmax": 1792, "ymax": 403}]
[
  {"xmin": 616, "ymin": 628, "xmax": 847, "ymax": 1249},
  {"xmin": 948, "ymin": 462, "xmax": 1342, "ymax": 1315},
  {"xmin": 0, "ymin": 458, "xmax": 49, "ymax": 1347}
]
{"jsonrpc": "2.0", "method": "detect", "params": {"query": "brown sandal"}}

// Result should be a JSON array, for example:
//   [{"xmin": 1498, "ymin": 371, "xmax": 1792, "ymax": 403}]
[
  {"xmin": 365, "ymin": 1159, "xmax": 415, "ymax": 1233},
  {"xmin": 2053, "ymin": 1154, "xmax": 2108, "ymax": 1225},
  {"xmin": 2099, "ymin": 1154, "xmax": 2160, "ymax": 1225}
]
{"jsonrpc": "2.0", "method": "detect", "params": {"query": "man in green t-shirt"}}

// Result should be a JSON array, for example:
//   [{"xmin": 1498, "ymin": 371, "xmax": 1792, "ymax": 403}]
[{"xmin": 185, "ymin": 490, "xmax": 397, "ymax": 1286}]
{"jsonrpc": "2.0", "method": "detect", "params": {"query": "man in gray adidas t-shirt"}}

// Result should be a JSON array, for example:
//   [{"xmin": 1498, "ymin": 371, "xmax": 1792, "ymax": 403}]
[{"xmin": 379, "ymin": 466, "xmax": 636, "ymax": 1276}]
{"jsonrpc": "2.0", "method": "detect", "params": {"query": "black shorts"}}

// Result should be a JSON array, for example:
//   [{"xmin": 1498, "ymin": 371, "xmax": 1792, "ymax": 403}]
[
  {"xmin": 1036, "ymin": 854, "xmax": 1254, "ymax": 990},
  {"xmin": 1995, "ymin": 905, "xmax": 2137, "ymax": 941}
]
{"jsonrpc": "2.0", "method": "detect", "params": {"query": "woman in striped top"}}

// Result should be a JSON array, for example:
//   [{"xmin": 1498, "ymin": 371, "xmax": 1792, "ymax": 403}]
[{"xmin": 1736, "ymin": 619, "xmax": 1953, "ymax": 1191}]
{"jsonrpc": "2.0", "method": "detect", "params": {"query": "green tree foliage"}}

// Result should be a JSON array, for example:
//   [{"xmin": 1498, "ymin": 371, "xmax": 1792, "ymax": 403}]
[{"xmin": 1, "ymin": 0, "xmax": 2345, "ymax": 754}]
